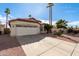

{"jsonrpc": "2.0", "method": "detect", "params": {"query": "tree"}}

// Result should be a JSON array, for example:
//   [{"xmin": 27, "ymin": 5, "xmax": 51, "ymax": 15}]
[
  {"xmin": 5, "ymin": 8, "xmax": 10, "ymax": 28},
  {"xmin": 75, "ymin": 25, "xmax": 78, "ymax": 29},
  {"xmin": 44, "ymin": 23, "xmax": 53, "ymax": 33},
  {"xmin": 28, "ymin": 14, "xmax": 32, "ymax": 18},
  {"xmin": 56, "ymin": 19, "xmax": 68, "ymax": 29}
]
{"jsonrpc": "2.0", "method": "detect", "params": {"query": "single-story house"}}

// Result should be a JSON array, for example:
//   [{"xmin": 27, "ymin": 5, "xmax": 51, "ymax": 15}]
[
  {"xmin": 0, "ymin": 24, "xmax": 5, "ymax": 34},
  {"xmin": 9, "ymin": 17, "xmax": 43, "ymax": 36}
]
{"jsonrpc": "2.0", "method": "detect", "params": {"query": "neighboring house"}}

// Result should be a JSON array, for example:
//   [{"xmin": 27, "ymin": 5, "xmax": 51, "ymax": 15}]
[
  {"xmin": 9, "ymin": 18, "xmax": 43, "ymax": 36},
  {"xmin": 0, "ymin": 24, "xmax": 5, "ymax": 34}
]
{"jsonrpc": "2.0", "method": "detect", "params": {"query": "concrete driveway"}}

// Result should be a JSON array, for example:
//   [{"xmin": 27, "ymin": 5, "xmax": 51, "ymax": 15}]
[{"xmin": 16, "ymin": 34, "xmax": 79, "ymax": 56}]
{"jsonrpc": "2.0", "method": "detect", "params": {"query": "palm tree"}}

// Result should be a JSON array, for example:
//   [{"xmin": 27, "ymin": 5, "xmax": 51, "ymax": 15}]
[
  {"xmin": 5, "ymin": 8, "xmax": 10, "ymax": 28},
  {"xmin": 28, "ymin": 14, "xmax": 32, "ymax": 18}
]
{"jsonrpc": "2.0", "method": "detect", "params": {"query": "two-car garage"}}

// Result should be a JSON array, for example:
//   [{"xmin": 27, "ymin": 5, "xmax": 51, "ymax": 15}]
[
  {"xmin": 15, "ymin": 26, "xmax": 40, "ymax": 36},
  {"xmin": 9, "ymin": 18, "xmax": 41, "ymax": 36}
]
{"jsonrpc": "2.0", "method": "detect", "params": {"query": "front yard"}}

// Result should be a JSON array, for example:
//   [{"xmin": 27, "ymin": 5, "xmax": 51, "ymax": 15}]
[{"xmin": 0, "ymin": 34, "xmax": 79, "ymax": 56}]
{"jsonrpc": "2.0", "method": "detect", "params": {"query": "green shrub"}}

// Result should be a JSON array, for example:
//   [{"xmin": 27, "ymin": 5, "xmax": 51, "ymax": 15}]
[
  {"xmin": 67, "ymin": 28, "xmax": 79, "ymax": 34},
  {"xmin": 67, "ymin": 28, "xmax": 73, "ymax": 33},
  {"xmin": 73, "ymin": 29, "xmax": 79, "ymax": 34},
  {"xmin": 44, "ymin": 23, "xmax": 53, "ymax": 33},
  {"xmin": 4, "ymin": 28, "xmax": 10, "ymax": 34},
  {"xmin": 54, "ymin": 29, "xmax": 63, "ymax": 36}
]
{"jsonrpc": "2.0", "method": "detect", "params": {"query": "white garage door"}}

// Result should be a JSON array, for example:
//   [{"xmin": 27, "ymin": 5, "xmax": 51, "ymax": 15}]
[{"xmin": 15, "ymin": 27, "xmax": 40, "ymax": 36}]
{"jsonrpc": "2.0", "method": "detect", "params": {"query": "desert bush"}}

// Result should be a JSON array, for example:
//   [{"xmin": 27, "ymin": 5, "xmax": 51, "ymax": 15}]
[
  {"xmin": 77, "ymin": 30, "xmax": 79, "ymax": 33},
  {"xmin": 4, "ymin": 28, "xmax": 10, "ymax": 34},
  {"xmin": 54, "ymin": 29, "xmax": 63, "ymax": 36},
  {"xmin": 67, "ymin": 28, "xmax": 73, "ymax": 33},
  {"xmin": 73, "ymin": 30, "xmax": 79, "ymax": 34},
  {"xmin": 0, "ymin": 31, "xmax": 2, "ymax": 35},
  {"xmin": 67, "ymin": 28, "xmax": 79, "ymax": 34},
  {"xmin": 44, "ymin": 24, "xmax": 53, "ymax": 33}
]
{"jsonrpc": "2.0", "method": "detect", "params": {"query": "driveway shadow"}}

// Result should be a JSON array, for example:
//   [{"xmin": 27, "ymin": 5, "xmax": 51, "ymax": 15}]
[
  {"xmin": 0, "ymin": 34, "xmax": 51, "ymax": 53},
  {"xmin": 16, "ymin": 33, "xmax": 52, "ymax": 45}
]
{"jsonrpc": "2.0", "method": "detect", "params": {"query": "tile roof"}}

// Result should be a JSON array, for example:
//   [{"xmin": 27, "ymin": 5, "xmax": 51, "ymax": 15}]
[{"xmin": 9, "ymin": 17, "xmax": 41, "ymax": 26}]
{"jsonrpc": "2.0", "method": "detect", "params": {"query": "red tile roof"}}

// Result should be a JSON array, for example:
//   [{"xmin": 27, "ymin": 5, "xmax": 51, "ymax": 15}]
[{"xmin": 9, "ymin": 18, "xmax": 41, "ymax": 26}]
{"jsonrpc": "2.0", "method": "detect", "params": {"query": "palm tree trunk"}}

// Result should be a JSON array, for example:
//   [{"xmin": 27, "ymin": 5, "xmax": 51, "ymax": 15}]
[{"xmin": 6, "ymin": 14, "xmax": 8, "ymax": 28}]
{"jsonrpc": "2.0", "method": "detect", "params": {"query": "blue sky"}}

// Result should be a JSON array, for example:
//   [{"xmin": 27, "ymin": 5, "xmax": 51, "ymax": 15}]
[{"xmin": 0, "ymin": 3, "xmax": 79, "ymax": 27}]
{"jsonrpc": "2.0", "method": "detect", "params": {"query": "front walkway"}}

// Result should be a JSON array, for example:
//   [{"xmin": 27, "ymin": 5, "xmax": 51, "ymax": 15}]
[{"xmin": 16, "ymin": 34, "xmax": 79, "ymax": 56}]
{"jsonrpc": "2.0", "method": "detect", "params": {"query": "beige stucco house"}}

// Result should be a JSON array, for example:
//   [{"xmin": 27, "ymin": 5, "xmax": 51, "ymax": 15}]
[
  {"xmin": 0, "ymin": 24, "xmax": 5, "ymax": 34},
  {"xmin": 9, "ymin": 18, "xmax": 43, "ymax": 36}
]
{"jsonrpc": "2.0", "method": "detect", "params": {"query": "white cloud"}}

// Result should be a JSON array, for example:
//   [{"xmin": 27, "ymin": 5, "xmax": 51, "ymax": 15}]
[
  {"xmin": 8, "ymin": 15, "xmax": 16, "ymax": 19},
  {"xmin": 39, "ymin": 19, "xmax": 79, "ymax": 27},
  {"xmin": 68, "ymin": 21, "xmax": 79, "ymax": 26},
  {"xmin": 0, "ymin": 15, "xmax": 6, "ymax": 20},
  {"xmin": 39, "ymin": 19, "xmax": 56, "ymax": 25},
  {"xmin": 0, "ymin": 14, "xmax": 15, "ymax": 24},
  {"xmin": 0, "ymin": 15, "xmax": 6, "ymax": 24}
]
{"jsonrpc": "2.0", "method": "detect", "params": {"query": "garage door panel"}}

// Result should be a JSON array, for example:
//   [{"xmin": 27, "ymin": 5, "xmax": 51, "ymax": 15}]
[{"xmin": 16, "ymin": 27, "xmax": 40, "ymax": 36}]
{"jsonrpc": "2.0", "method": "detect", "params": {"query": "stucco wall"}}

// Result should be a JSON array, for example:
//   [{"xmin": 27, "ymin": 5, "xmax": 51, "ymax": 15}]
[
  {"xmin": 0, "ymin": 25, "xmax": 5, "ymax": 34},
  {"xmin": 10, "ymin": 21, "xmax": 40, "ymax": 27},
  {"xmin": 10, "ymin": 26, "xmax": 16, "ymax": 36},
  {"xmin": 10, "ymin": 21, "xmax": 41, "ymax": 36}
]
